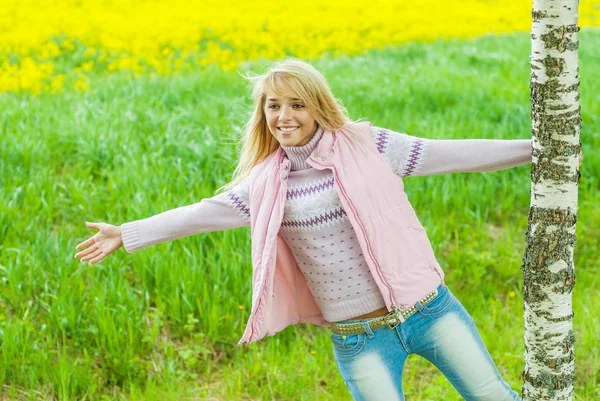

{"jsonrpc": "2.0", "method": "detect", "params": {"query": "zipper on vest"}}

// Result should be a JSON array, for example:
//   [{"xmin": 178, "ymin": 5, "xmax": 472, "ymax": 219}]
[{"xmin": 330, "ymin": 166, "xmax": 398, "ymax": 311}]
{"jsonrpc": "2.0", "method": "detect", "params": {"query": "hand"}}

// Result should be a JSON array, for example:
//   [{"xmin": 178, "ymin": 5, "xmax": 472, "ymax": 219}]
[
  {"xmin": 579, "ymin": 149, "xmax": 583, "ymax": 167},
  {"xmin": 74, "ymin": 222, "xmax": 123, "ymax": 264}
]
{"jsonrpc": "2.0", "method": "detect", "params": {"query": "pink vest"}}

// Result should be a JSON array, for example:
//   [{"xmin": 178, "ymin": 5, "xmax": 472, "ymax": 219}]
[{"xmin": 239, "ymin": 121, "xmax": 445, "ymax": 345}]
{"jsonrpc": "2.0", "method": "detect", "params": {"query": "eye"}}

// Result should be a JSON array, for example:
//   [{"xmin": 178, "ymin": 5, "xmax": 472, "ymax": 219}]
[{"xmin": 268, "ymin": 104, "xmax": 304, "ymax": 109}]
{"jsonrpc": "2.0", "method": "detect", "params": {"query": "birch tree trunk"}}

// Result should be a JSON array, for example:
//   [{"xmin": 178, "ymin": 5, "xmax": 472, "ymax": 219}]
[{"xmin": 522, "ymin": 0, "xmax": 581, "ymax": 400}]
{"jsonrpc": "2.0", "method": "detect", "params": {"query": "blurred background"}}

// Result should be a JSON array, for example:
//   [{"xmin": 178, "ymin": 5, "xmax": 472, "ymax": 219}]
[{"xmin": 1, "ymin": 1, "xmax": 599, "ymax": 400}]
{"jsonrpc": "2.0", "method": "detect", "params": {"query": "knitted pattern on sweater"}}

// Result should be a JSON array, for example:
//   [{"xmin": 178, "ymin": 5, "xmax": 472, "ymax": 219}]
[{"xmin": 224, "ymin": 125, "xmax": 429, "ymax": 321}]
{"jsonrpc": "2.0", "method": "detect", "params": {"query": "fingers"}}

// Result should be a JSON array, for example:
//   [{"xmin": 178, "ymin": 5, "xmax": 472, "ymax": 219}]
[
  {"xmin": 81, "ymin": 248, "xmax": 102, "ymax": 262},
  {"xmin": 74, "ymin": 243, "xmax": 99, "ymax": 259},
  {"xmin": 75, "ymin": 237, "xmax": 96, "ymax": 250},
  {"xmin": 75, "ymin": 222, "xmax": 107, "ymax": 264},
  {"xmin": 88, "ymin": 252, "xmax": 105, "ymax": 264},
  {"xmin": 75, "ymin": 222, "xmax": 101, "ymax": 250}
]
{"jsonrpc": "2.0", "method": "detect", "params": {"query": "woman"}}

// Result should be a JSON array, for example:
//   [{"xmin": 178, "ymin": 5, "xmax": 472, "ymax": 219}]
[{"xmin": 74, "ymin": 58, "xmax": 582, "ymax": 400}]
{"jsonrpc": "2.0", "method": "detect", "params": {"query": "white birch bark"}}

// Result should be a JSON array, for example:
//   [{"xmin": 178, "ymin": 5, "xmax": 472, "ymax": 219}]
[{"xmin": 522, "ymin": 0, "xmax": 581, "ymax": 400}]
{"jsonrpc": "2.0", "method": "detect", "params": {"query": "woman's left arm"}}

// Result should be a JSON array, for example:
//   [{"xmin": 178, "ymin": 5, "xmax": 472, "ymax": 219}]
[
  {"xmin": 371, "ymin": 126, "xmax": 581, "ymax": 177},
  {"xmin": 371, "ymin": 126, "xmax": 533, "ymax": 177},
  {"xmin": 416, "ymin": 138, "xmax": 582, "ymax": 175},
  {"xmin": 415, "ymin": 138, "xmax": 533, "ymax": 176}
]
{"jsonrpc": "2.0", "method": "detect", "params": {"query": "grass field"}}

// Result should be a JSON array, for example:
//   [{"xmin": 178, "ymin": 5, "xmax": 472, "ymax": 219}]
[{"xmin": 1, "ymin": 27, "xmax": 599, "ymax": 400}]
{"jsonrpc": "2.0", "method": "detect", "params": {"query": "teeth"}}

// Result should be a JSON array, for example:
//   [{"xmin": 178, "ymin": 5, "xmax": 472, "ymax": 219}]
[{"xmin": 279, "ymin": 127, "xmax": 298, "ymax": 132}]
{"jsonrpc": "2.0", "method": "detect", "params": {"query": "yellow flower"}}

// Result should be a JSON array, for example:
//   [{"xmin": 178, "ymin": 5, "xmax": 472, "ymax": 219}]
[
  {"xmin": 84, "ymin": 47, "xmax": 97, "ymax": 58},
  {"xmin": 508, "ymin": 291, "xmax": 516, "ymax": 298},
  {"xmin": 310, "ymin": 350, "xmax": 316, "ymax": 355},
  {"xmin": 74, "ymin": 76, "xmax": 89, "ymax": 92},
  {"xmin": 39, "ymin": 42, "xmax": 61, "ymax": 59},
  {"xmin": 49, "ymin": 74, "xmax": 65, "ymax": 94},
  {"xmin": 238, "ymin": 305, "xmax": 245, "ymax": 310},
  {"xmin": 81, "ymin": 61, "xmax": 94, "ymax": 71},
  {"xmin": 61, "ymin": 40, "xmax": 76, "ymax": 52},
  {"xmin": 1, "ymin": 0, "xmax": 599, "ymax": 95}
]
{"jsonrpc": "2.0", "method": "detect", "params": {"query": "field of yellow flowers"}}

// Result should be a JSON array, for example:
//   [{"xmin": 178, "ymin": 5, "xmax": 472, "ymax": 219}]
[{"xmin": 2, "ymin": 0, "xmax": 599, "ymax": 95}]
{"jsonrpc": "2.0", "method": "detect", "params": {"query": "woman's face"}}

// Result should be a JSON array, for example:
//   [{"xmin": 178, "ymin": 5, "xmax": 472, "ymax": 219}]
[{"xmin": 264, "ymin": 92, "xmax": 318, "ymax": 147}]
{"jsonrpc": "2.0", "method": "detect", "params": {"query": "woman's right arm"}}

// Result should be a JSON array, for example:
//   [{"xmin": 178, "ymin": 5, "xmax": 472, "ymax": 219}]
[
  {"xmin": 120, "ymin": 178, "xmax": 251, "ymax": 253},
  {"xmin": 74, "ymin": 178, "xmax": 251, "ymax": 263}
]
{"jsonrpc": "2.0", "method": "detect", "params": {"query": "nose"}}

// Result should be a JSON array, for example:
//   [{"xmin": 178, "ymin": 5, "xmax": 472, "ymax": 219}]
[{"xmin": 278, "ymin": 104, "xmax": 293, "ymax": 122}]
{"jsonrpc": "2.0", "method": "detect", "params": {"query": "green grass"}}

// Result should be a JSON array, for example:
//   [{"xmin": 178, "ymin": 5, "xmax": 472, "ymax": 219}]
[{"xmin": 1, "ymin": 28, "xmax": 599, "ymax": 400}]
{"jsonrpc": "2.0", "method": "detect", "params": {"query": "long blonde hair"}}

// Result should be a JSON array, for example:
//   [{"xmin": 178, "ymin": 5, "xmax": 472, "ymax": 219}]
[{"xmin": 216, "ymin": 57, "xmax": 356, "ymax": 194}]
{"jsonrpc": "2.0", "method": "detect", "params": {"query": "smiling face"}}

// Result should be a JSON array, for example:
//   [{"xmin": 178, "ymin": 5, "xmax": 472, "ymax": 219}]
[{"xmin": 264, "ymin": 92, "xmax": 318, "ymax": 147}]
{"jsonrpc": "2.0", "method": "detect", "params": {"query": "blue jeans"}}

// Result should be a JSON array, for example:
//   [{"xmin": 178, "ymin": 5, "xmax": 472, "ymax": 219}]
[{"xmin": 330, "ymin": 284, "xmax": 521, "ymax": 401}]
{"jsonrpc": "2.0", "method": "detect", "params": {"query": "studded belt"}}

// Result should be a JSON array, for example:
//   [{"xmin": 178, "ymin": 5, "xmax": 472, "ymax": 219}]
[{"xmin": 330, "ymin": 288, "xmax": 439, "ymax": 336}]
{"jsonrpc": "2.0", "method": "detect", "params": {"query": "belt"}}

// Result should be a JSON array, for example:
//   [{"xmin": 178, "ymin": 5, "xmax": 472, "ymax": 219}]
[{"xmin": 330, "ymin": 288, "xmax": 439, "ymax": 336}]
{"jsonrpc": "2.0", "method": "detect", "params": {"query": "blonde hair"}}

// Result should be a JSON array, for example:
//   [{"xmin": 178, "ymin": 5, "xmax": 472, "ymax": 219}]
[{"xmin": 216, "ymin": 57, "xmax": 356, "ymax": 194}]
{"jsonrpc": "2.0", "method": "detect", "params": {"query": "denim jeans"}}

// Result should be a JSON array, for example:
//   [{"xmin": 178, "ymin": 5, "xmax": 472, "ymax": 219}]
[{"xmin": 330, "ymin": 284, "xmax": 521, "ymax": 401}]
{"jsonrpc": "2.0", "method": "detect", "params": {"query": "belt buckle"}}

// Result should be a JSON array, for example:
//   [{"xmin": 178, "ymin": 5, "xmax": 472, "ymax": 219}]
[{"xmin": 384, "ymin": 312, "xmax": 401, "ymax": 330}]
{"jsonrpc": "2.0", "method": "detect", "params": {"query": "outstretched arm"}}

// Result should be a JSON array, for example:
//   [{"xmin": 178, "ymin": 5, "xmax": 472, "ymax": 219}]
[
  {"xmin": 120, "ymin": 178, "xmax": 251, "ymax": 253},
  {"xmin": 370, "ymin": 126, "xmax": 532, "ymax": 177},
  {"xmin": 415, "ymin": 138, "xmax": 532, "ymax": 176}
]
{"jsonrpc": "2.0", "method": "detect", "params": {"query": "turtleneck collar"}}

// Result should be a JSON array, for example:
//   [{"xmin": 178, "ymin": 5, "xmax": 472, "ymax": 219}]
[{"xmin": 280, "ymin": 125, "xmax": 324, "ymax": 171}]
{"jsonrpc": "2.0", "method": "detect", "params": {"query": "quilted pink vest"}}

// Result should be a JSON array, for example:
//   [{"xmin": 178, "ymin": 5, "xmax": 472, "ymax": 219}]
[{"xmin": 239, "ymin": 121, "xmax": 445, "ymax": 345}]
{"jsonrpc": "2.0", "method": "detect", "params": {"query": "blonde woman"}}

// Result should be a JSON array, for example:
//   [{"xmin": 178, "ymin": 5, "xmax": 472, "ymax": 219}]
[{"xmin": 74, "ymin": 58, "xmax": 582, "ymax": 400}]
